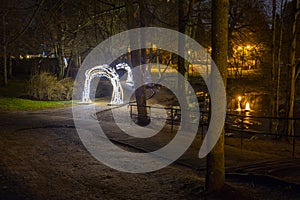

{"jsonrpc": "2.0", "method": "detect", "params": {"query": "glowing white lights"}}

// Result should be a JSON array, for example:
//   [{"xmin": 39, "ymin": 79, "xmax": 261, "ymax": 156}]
[
  {"xmin": 114, "ymin": 63, "xmax": 134, "ymax": 85},
  {"xmin": 82, "ymin": 63, "xmax": 133, "ymax": 105},
  {"xmin": 236, "ymin": 95, "xmax": 251, "ymax": 112},
  {"xmin": 73, "ymin": 27, "xmax": 227, "ymax": 173}
]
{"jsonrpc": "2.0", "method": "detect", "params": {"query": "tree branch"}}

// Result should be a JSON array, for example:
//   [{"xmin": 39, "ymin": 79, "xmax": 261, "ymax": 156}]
[
  {"xmin": 72, "ymin": 4, "xmax": 126, "ymax": 34},
  {"xmin": 8, "ymin": 0, "xmax": 45, "ymax": 44},
  {"xmin": 95, "ymin": 0, "xmax": 116, "ymax": 7}
]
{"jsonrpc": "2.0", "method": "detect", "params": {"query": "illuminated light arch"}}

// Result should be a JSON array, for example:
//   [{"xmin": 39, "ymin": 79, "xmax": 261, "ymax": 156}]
[
  {"xmin": 82, "ymin": 64, "xmax": 123, "ymax": 105},
  {"xmin": 114, "ymin": 63, "xmax": 134, "ymax": 85}
]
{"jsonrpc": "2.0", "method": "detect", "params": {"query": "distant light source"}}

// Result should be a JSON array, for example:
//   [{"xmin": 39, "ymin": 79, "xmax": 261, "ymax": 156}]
[
  {"xmin": 238, "ymin": 96, "xmax": 242, "ymax": 101},
  {"xmin": 152, "ymin": 44, "xmax": 157, "ymax": 51},
  {"xmin": 245, "ymin": 102, "xmax": 250, "ymax": 111},
  {"xmin": 237, "ymin": 96, "xmax": 242, "ymax": 111}
]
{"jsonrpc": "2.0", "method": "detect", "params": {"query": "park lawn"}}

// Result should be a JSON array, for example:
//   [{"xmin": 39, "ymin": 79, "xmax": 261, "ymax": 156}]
[
  {"xmin": 0, "ymin": 97, "xmax": 73, "ymax": 112},
  {"xmin": 0, "ymin": 78, "xmax": 76, "ymax": 111}
]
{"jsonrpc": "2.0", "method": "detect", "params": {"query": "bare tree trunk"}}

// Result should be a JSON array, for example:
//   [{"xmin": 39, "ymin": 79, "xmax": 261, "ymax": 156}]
[
  {"xmin": 186, "ymin": 0, "xmax": 196, "ymax": 38},
  {"xmin": 9, "ymin": 56, "xmax": 13, "ymax": 79},
  {"xmin": 287, "ymin": 0, "xmax": 299, "ymax": 137},
  {"xmin": 60, "ymin": 46, "xmax": 65, "ymax": 78},
  {"xmin": 206, "ymin": 0, "xmax": 228, "ymax": 192},
  {"xmin": 276, "ymin": 19, "xmax": 283, "ymax": 118},
  {"xmin": 195, "ymin": 2, "xmax": 207, "ymax": 47},
  {"xmin": 126, "ymin": 0, "xmax": 149, "ymax": 126},
  {"xmin": 63, "ymin": 50, "xmax": 73, "ymax": 78},
  {"xmin": 178, "ymin": 0, "xmax": 186, "ymax": 82},
  {"xmin": 57, "ymin": 3, "xmax": 66, "ymax": 79},
  {"xmin": 57, "ymin": 41, "xmax": 65, "ymax": 79},
  {"xmin": 271, "ymin": 0, "xmax": 277, "ymax": 132},
  {"xmin": 276, "ymin": 0, "xmax": 287, "ymax": 122},
  {"xmin": 177, "ymin": 0, "xmax": 193, "ymax": 128},
  {"xmin": 3, "ymin": 45, "xmax": 8, "ymax": 86},
  {"xmin": 2, "ymin": 13, "xmax": 8, "ymax": 86}
]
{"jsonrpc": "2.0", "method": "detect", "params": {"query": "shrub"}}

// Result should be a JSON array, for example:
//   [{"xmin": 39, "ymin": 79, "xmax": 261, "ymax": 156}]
[{"xmin": 27, "ymin": 73, "xmax": 74, "ymax": 101}]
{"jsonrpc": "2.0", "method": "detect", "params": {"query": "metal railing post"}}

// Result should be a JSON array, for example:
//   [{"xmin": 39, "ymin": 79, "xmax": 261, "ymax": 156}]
[
  {"xmin": 241, "ymin": 113, "xmax": 244, "ymax": 149},
  {"xmin": 171, "ymin": 108, "xmax": 174, "ymax": 133},
  {"xmin": 130, "ymin": 104, "xmax": 133, "ymax": 125},
  {"xmin": 292, "ymin": 119, "xmax": 296, "ymax": 157}
]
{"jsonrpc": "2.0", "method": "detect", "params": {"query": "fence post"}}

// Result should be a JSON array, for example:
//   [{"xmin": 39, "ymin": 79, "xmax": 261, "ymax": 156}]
[
  {"xmin": 201, "ymin": 111, "xmax": 204, "ymax": 139},
  {"xmin": 200, "ymin": 111, "xmax": 204, "ymax": 140},
  {"xmin": 292, "ymin": 119, "xmax": 296, "ymax": 157},
  {"xmin": 240, "ymin": 113, "xmax": 244, "ymax": 149},
  {"xmin": 171, "ymin": 108, "xmax": 174, "ymax": 133},
  {"xmin": 130, "ymin": 104, "xmax": 133, "ymax": 125}
]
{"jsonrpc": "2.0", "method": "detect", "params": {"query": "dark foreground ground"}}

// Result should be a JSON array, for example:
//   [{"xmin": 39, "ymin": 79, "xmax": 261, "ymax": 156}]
[{"xmin": 1, "ymin": 103, "xmax": 300, "ymax": 200}]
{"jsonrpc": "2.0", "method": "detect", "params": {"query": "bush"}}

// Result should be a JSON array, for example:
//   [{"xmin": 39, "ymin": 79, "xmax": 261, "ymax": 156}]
[{"xmin": 27, "ymin": 73, "xmax": 74, "ymax": 101}]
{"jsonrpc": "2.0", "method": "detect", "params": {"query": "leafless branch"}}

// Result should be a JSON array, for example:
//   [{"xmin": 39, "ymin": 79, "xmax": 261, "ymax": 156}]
[{"xmin": 8, "ymin": 0, "xmax": 45, "ymax": 44}]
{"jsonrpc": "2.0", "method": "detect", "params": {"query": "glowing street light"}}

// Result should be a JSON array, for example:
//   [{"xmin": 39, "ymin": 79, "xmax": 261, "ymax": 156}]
[{"xmin": 238, "ymin": 96, "xmax": 242, "ymax": 102}]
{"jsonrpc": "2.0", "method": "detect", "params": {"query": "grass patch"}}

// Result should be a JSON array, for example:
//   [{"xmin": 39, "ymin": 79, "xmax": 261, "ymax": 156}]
[
  {"xmin": 0, "ymin": 77, "xmax": 76, "ymax": 111},
  {"xmin": 0, "ymin": 97, "xmax": 73, "ymax": 112}
]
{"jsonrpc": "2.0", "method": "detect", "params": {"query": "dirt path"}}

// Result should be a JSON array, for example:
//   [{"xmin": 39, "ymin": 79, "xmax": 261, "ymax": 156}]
[
  {"xmin": 0, "ymin": 106, "xmax": 201, "ymax": 199},
  {"xmin": 1, "ymin": 104, "xmax": 300, "ymax": 199}
]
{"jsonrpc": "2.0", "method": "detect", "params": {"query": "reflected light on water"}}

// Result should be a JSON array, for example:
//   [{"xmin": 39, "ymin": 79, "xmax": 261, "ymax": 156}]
[{"xmin": 245, "ymin": 102, "xmax": 251, "ymax": 111}]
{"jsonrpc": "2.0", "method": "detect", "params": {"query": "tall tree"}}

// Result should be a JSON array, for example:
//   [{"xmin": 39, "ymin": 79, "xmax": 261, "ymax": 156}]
[
  {"xmin": 287, "ymin": 0, "xmax": 299, "ymax": 137},
  {"xmin": 178, "ymin": 0, "xmax": 195, "ymax": 80},
  {"xmin": 275, "ymin": 0, "xmax": 288, "ymax": 133},
  {"xmin": 206, "ymin": 0, "xmax": 228, "ymax": 192},
  {"xmin": 271, "ymin": 0, "xmax": 277, "ymax": 123},
  {"xmin": 125, "ymin": 0, "xmax": 149, "ymax": 126},
  {"xmin": 0, "ymin": 0, "xmax": 44, "ymax": 85},
  {"xmin": 2, "ymin": 12, "xmax": 8, "ymax": 85}
]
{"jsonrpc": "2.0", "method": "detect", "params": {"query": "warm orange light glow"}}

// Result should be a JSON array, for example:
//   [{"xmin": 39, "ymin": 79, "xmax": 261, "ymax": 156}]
[
  {"xmin": 245, "ymin": 102, "xmax": 250, "ymax": 111},
  {"xmin": 152, "ymin": 44, "xmax": 157, "ymax": 51},
  {"xmin": 238, "ymin": 96, "xmax": 242, "ymax": 101}
]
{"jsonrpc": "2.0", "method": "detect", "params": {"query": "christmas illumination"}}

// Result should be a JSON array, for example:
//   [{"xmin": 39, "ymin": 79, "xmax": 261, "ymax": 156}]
[
  {"xmin": 82, "ymin": 64, "xmax": 124, "ymax": 105},
  {"xmin": 114, "ymin": 63, "xmax": 134, "ymax": 85}
]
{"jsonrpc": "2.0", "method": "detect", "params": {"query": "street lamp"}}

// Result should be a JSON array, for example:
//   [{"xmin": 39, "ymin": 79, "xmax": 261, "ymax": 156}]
[{"xmin": 238, "ymin": 96, "xmax": 242, "ymax": 101}]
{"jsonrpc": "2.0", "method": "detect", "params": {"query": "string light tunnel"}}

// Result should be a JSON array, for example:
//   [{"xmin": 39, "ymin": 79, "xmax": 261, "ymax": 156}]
[{"xmin": 82, "ymin": 63, "xmax": 133, "ymax": 105}]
